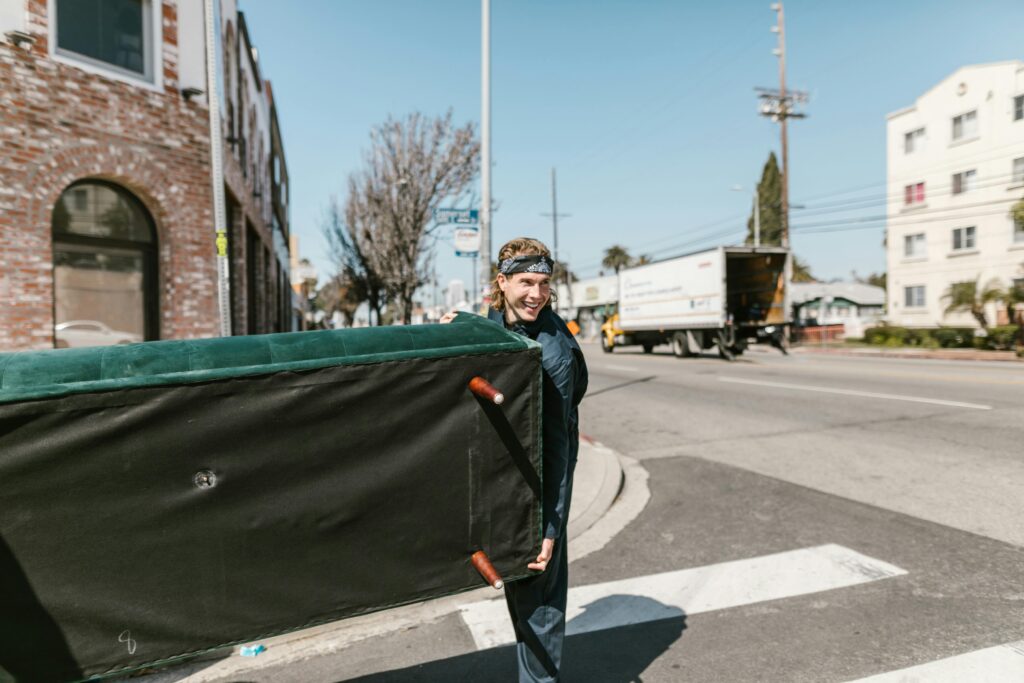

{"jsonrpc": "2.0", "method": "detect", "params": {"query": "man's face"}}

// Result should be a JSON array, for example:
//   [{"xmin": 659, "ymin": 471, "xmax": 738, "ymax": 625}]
[{"xmin": 498, "ymin": 271, "xmax": 551, "ymax": 323}]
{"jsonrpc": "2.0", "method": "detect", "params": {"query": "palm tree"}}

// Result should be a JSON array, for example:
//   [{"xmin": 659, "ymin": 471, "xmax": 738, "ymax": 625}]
[
  {"xmin": 602, "ymin": 245, "xmax": 632, "ymax": 274},
  {"xmin": 942, "ymin": 277, "xmax": 1005, "ymax": 330},
  {"xmin": 1005, "ymin": 278, "xmax": 1024, "ymax": 346},
  {"xmin": 632, "ymin": 254, "xmax": 652, "ymax": 266},
  {"xmin": 791, "ymin": 255, "xmax": 815, "ymax": 283}
]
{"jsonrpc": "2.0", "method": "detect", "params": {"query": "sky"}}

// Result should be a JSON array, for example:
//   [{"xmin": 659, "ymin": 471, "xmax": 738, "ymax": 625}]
[{"xmin": 240, "ymin": 0, "xmax": 1024, "ymax": 299}]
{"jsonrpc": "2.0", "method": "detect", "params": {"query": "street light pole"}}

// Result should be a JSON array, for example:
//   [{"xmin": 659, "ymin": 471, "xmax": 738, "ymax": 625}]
[
  {"xmin": 480, "ymin": 0, "xmax": 491, "ymax": 309},
  {"xmin": 754, "ymin": 190, "xmax": 761, "ymax": 248}
]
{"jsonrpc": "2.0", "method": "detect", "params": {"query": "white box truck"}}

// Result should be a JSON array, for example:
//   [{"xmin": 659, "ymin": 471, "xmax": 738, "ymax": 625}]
[{"xmin": 601, "ymin": 246, "xmax": 790, "ymax": 360}]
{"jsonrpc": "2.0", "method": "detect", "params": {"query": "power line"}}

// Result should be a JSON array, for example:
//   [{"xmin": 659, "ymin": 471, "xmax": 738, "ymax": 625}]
[
  {"xmin": 791, "ymin": 195, "xmax": 1020, "ymax": 231},
  {"xmin": 793, "ymin": 143, "xmax": 1024, "ymax": 208},
  {"xmin": 795, "ymin": 171, "xmax": 1024, "ymax": 218}
]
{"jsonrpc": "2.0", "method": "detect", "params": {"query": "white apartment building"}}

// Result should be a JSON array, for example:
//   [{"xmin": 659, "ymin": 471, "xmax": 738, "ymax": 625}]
[{"xmin": 886, "ymin": 61, "xmax": 1024, "ymax": 328}]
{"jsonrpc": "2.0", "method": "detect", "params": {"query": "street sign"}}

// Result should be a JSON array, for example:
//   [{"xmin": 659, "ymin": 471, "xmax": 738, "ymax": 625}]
[
  {"xmin": 454, "ymin": 226, "xmax": 480, "ymax": 258},
  {"xmin": 434, "ymin": 208, "xmax": 479, "ymax": 224}
]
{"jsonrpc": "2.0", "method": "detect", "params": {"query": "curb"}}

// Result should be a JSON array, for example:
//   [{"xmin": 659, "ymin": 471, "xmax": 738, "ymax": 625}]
[
  {"xmin": 791, "ymin": 345, "xmax": 1024, "ymax": 363},
  {"xmin": 140, "ymin": 440, "xmax": 643, "ymax": 683}
]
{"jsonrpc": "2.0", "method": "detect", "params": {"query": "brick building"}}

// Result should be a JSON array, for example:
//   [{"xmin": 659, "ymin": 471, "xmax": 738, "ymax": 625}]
[{"xmin": 0, "ymin": 0, "xmax": 294, "ymax": 351}]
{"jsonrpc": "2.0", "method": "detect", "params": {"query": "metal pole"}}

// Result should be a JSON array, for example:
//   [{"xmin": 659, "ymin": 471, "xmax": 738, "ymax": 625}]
[
  {"xmin": 203, "ymin": 0, "xmax": 231, "ymax": 336},
  {"xmin": 480, "ymin": 0, "xmax": 491, "ymax": 309},
  {"xmin": 550, "ymin": 167, "xmax": 559, "ymax": 264},
  {"xmin": 776, "ymin": 1, "xmax": 790, "ymax": 249},
  {"xmin": 472, "ymin": 258, "xmax": 477, "ymax": 310},
  {"xmin": 754, "ymin": 190, "xmax": 761, "ymax": 248}
]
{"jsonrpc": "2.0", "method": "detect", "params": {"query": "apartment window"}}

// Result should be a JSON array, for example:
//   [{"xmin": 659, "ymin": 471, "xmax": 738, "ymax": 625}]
[
  {"xmin": 1015, "ymin": 95, "xmax": 1024, "ymax": 121},
  {"xmin": 903, "ymin": 233, "xmax": 926, "ymax": 258},
  {"xmin": 951, "ymin": 110, "xmax": 978, "ymax": 141},
  {"xmin": 952, "ymin": 169, "xmax": 976, "ymax": 195},
  {"xmin": 904, "ymin": 286, "xmax": 925, "ymax": 308},
  {"xmin": 952, "ymin": 226, "xmax": 976, "ymax": 251},
  {"xmin": 904, "ymin": 182, "xmax": 925, "ymax": 205},
  {"xmin": 54, "ymin": 0, "xmax": 154, "ymax": 82},
  {"xmin": 904, "ymin": 128, "xmax": 925, "ymax": 154},
  {"xmin": 1013, "ymin": 157, "xmax": 1024, "ymax": 184},
  {"xmin": 1014, "ymin": 215, "xmax": 1024, "ymax": 244}
]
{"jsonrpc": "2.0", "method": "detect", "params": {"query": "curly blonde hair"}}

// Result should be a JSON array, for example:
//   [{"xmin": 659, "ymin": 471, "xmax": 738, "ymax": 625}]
[{"xmin": 489, "ymin": 237, "xmax": 555, "ymax": 312}]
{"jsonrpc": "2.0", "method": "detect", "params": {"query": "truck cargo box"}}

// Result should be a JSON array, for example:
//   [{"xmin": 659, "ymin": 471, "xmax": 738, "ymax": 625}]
[{"xmin": 618, "ymin": 246, "xmax": 788, "ymax": 332}]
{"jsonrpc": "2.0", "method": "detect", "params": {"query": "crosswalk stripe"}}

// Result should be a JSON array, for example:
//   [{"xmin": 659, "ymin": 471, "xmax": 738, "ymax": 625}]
[
  {"xmin": 458, "ymin": 543, "xmax": 907, "ymax": 650},
  {"xmin": 850, "ymin": 640, "xmax": 1024, "ymax": 682}
]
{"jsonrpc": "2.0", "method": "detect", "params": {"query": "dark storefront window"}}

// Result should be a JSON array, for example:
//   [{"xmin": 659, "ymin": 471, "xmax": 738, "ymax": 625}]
[
  {"xmin": 52, "ymin": 181, "xmax": 157, "ymax": 348},
  {"xmin": 55, "ymin": 0, "xmax": 153, "ymax": 81}
]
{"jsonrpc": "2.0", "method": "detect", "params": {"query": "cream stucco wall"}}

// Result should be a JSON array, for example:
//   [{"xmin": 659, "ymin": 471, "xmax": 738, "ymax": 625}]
[{"xmin": 886, "ymin": 62, "xmax": 1024, "ymax": 328}]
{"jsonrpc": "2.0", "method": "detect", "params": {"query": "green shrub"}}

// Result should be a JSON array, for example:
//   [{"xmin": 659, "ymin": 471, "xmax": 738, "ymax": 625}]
[
  {"xmin": 931, "ymin": 327, "xmax": 973, "ymax": 348},
  {"xmin": 905, "ymin": 329, "xmax": 931, "ymax": 346},
  {"xmin": 864, "ymin": 325, "xmax": 910, "ymax": 345},
  {"xmin": 863, "ymin": 326, "xmax": 889, "ymax": 345},
  {"xmin": 984, "ymin": 325, "xmax": 1020, "ymax": 350}
]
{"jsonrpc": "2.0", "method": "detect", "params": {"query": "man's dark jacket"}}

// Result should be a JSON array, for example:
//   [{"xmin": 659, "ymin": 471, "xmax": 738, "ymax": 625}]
[{"xmin": 484, "ymin": 306, "xmax": 588, "ymax": 539}]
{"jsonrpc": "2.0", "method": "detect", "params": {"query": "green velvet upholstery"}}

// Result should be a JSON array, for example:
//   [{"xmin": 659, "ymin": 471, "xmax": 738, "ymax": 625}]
[{"xmin": 0, "ymin": 314, "xmax": 537, "ymax": 405}]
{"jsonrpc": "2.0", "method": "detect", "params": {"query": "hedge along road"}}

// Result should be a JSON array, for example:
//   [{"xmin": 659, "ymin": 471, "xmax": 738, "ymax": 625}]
[{"xmin": 580, "ymin": 343, "xmax": 1024, "ymax": 548}]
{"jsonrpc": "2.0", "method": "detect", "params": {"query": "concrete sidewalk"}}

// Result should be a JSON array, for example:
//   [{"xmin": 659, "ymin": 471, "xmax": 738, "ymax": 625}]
[
  {"xmin": 140, "ymin": 435, "xmax": 632, "ymax": 683},
  {"xmin": 791, "ymin": 344, "xmax": 1023, "ymax": 363}
]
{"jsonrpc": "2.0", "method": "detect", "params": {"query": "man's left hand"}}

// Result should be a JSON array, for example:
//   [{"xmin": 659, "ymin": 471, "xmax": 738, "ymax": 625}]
[{"xmin": 528, "ymin": 537, "xmax": 555, "ymax": 572}]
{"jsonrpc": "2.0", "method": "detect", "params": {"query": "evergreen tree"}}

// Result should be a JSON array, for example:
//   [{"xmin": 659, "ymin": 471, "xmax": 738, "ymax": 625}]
[{"xmin": 747, "ymin": 152, "xmax": 784, "ymax": 246}]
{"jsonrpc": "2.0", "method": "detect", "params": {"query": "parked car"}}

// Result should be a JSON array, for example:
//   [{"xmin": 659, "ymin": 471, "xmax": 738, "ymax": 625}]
[{"xmin": 55, "ymin": 320, "xmax": 142, "ymax": 348}]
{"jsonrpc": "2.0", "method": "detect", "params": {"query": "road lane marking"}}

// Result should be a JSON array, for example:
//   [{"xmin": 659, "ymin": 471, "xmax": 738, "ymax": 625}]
[
  {"xmin": 717, "ymin": 376, "xmax": 993, "ymax": 410},
  {"xmin": 850, "ymin": 640, "xmax": 1024, "ymax": 681},
  {"xmin": 777, "ymin": 360, "xmax": 1024, "ymax": 387},
  {"xmin": 458, "ymin": 543, "xmax": 906, "ymax": 650}
]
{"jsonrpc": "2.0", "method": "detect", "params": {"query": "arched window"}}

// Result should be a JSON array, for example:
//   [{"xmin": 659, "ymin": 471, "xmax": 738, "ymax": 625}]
[{"xmin": 52, "ymin": 181, "xmax": 158, "ymax": 348}]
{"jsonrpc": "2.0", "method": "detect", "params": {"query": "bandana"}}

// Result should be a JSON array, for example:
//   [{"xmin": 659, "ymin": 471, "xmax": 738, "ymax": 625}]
[{"xmin": 498, "ymin": 254, "xmax": 553, "ymax": 275}]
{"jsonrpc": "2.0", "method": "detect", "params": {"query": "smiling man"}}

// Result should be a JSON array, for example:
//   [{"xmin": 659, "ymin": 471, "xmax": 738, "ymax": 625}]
[{"xmin": 480, "ymin": 237, "xmax": 589, "ymax": 682}]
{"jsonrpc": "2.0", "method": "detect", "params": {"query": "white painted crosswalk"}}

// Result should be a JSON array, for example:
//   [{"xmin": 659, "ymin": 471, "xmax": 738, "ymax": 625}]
[
  {"xmin": 458, "ymin": 543, "xmax": 907, "ymax": 651},
  {"xmin": 850, "ymin": 640, "xmax": 1024, "ymax": 682}
]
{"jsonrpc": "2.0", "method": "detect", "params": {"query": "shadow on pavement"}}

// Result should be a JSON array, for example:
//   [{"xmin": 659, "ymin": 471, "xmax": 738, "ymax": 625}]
[
  {"xmin": 584, "ymin": 376, "xmax": 658, "ymax": 400},
  {"xmin": 343, "ymin": 595, "xmax": 686, "ymax": 683}
]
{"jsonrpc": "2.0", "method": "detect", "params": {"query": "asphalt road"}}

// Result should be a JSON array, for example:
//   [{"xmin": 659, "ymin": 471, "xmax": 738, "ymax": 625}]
[
  {"xmin": 583, "ymin": 343, "xmax": 1024, "ymax": 548},
  {"xmin": 167, "ymin": 344, "xmax": 1024, "ymax": 682}
]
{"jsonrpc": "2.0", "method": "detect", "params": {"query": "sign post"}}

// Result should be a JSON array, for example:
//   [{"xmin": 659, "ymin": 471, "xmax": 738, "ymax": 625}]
[{"xmin": 434, "ymin": 208, "xmax": 482, "ymax": 305}]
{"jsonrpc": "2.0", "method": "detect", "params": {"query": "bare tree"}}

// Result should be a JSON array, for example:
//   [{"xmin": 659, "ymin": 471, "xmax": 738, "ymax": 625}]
[
  {"xmin": 322, "ymin": 195, "xmax": 387, "ymax": 325},
  {"xmin": 347, "ymin": 111, "xmax": 480, "ymax": 324}
]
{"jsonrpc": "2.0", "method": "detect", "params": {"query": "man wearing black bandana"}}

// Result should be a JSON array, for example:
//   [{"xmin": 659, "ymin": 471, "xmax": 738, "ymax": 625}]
[{"xmin": 443, "ymin": 237, "xmax": 587, "ymax": 682}]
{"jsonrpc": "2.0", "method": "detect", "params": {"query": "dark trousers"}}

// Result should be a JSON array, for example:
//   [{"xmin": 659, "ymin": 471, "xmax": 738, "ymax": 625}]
[{"xmin": 503, "ymin": 531, "xmax": 569, "ymax": 682}]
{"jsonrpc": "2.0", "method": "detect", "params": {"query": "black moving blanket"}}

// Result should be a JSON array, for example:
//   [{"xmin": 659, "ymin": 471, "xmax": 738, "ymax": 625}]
[{"xmin": 0, "ymin": 315, "xmax": 542, "ymax": 681}]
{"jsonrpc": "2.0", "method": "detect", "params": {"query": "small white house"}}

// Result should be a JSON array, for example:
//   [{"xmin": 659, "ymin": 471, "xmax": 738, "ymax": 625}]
[{"xmin": 791, "ymin": 282, "xmax": 886, "ymax": 338}]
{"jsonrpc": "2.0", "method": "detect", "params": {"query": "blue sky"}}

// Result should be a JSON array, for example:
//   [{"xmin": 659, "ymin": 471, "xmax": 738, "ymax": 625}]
[{"xmin": 240, "ymin": 0, "xmax": 1023, "ymax": 295}]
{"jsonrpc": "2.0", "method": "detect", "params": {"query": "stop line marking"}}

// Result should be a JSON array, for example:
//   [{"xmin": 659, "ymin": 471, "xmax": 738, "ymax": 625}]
[
  {"xmin": 458, "ymin": 543, "xmax": 906, "ymax": 651},
  {"xmin": 718, "ymin": 376, "xmax": 993, "ymax": 410},
  {"xmin": 850, "ymin": 640, "xmax": 1024, "ymax": 681}
]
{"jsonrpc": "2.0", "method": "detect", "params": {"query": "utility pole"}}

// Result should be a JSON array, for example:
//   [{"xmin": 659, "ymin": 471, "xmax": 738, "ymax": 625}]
[
  {"xmin": 479, "ymin": 0, "xmax": 491, "ymax": 309},
  {"xmin": 756, "ymin": 2, "xmax": 807, "ymax": 248},
  {"xmin": 204, "ymin": 0, "xmax": 231, "ymax": 336},
  {"xmin": 540, "ymin": 168, "xmax": 571, "ymax": 265},
  {"xmin": 541, "ymin": 167, "xmax": 572, "ymax": 310}
]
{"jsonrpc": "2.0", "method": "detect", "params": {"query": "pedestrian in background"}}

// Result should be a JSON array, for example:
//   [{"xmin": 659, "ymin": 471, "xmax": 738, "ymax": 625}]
[{"xmin": 443, "ymin": 236, "xmax": 588, "ymax": 681}]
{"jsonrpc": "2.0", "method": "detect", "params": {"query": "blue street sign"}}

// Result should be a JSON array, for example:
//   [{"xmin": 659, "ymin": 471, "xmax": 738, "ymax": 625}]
[
  {"xmin": 455, "ymin": 250, "xmax": 479, "ymax": 258},
  {"xmin": 434, "ymin": 208, "xmax": 479, "ymax": 224}
]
